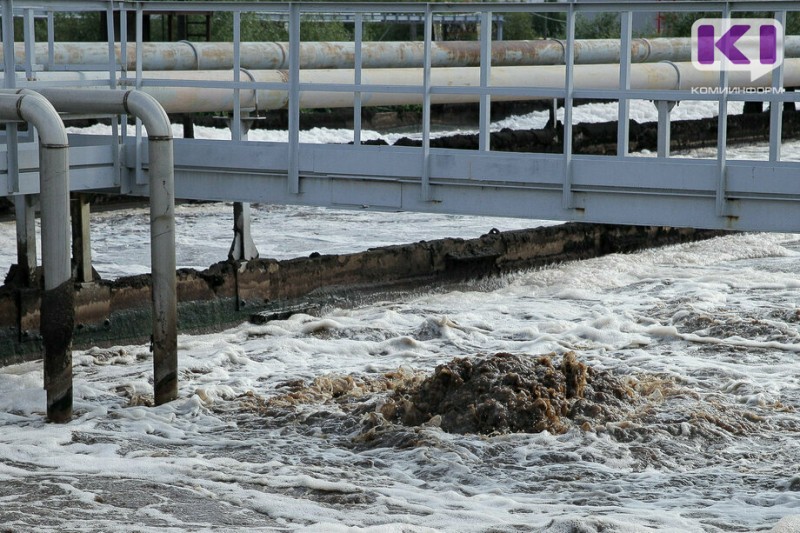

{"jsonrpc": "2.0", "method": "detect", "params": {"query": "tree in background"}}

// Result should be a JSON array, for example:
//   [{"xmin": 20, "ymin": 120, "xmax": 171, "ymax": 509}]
[
  {"xmin": 575, "ymin": 12, "xmax": 620, "ymax": 39},
  {"xmin": 660, "ymin": 11, "xmax": 800, "ymax": 37},
  {"xmin": 211, "ymin": 12, "xmax": 350, "ymax": 42},
  {"xmin": 502, "ymin": 11, "xmax": 565, "ymax": 41},
  {"xmin": 17, "ymin": 12, "xmax": 104, "ymax": 42},
  {"xmin": 12, "ymin": 5, "xmax": 799, "ymax": 44}
]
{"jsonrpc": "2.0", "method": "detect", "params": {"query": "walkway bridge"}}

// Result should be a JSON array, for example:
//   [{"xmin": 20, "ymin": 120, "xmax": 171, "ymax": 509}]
[{"xmin": 2, "ymin": 0, "xmax": 799, "ymax": 420}]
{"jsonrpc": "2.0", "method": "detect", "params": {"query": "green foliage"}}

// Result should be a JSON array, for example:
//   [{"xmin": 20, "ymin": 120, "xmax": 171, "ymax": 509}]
[
  {"xmin": 789, "ymin": 12, "xmax": 800, "ymax": 35},
  {"xmin": 530, "ymin": 11, "xmax": 566, "ymax": 39},
  {"xmin": 210, "ymin": 12, "xmax": 351, "ymax": 42},
  {"xmin": 363, "ymin": 22, "xmax": 413, "ymax": 42},
  {"xmin": 15, "ymin": 13, "xmax": 103, "ymax": 42},
  {"xmin": 300, "ymin": 20, "xmax": 351, "ymax": 41},
  {"xmin": 658, "ymin": 12, "xmax": 705, "ymax": 37},
  {"xmin": 12, "ymin": 5, "xmax": 800, "ymax": 45},
  {"xmin": 502, "ymin": 14, "xmax": 537, "ymax": 41},
  {"xmin": 502, "ymin": 12, "xmax": 565, "ymax": 40},
  {"xmin": 575, "ymin": 12, "xmax": 620, "ymax": 39},
  {"xmin": 210, "ymin": 12, "xmax": 285, "ymax": 41},
  {"xmin": 659, "ymin": 11, "xmax": 800, "ymax": 38}
]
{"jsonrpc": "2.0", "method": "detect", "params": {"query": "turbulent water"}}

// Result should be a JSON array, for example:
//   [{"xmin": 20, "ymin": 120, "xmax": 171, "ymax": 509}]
[{"xmin": 1, "ymin": 101, "xmax": 800, "ymax": 532}]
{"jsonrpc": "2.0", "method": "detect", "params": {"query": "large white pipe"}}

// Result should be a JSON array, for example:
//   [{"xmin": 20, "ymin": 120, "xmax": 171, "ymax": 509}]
[
  {"xmin": 36, "ymin": 88, "xmax": 178, "ymax": 407},
  {"xmin": 22, "ymin": 59, "xmax": 796, "ymax": 114},
  {"xmin": 9, "ymin": 37, "xmax": 800, "ymax": 70},
  {"xmin": 0, "ymin": 90, "xmax": 72, "ymax": 422}
]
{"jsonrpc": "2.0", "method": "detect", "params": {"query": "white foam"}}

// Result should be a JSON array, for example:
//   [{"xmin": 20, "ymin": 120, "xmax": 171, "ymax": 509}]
[{"xmin": 2, "ymin": 104, "xmax": 800, "ymax": 532}]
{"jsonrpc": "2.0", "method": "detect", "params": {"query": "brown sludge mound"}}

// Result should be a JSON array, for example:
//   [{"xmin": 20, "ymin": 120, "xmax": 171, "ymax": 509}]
[{"xmin": 378, "ymin": 352, "xmax": 637, "ymax": 435}]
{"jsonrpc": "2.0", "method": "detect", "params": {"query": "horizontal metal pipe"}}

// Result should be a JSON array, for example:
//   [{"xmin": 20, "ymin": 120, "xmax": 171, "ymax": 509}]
[
  {"xmin": 8, "ymin": 37, "xmax": 800, "ymax": 70},
  {"xmin": 21, "ymin": 59, "xmax": 799, "ymax": 113}
]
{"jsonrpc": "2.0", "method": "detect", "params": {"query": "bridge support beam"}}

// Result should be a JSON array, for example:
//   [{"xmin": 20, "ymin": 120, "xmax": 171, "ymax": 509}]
[
  {"xmin": 655, "ymin": 100, "xmax": 675, "ymax": 158},
  {"xmin": 14, "ymin": 195, "xmax": 37, "ymax": 286},
  {"xmin": 70, "ymin": 193, "xmax": 93, "ymax": 283},
  {"xmin": 227, "ymin": 111, "xmax": 259, "ymax": 264},
  {"xmin": 228, "ymin": 201, "xmax": 259, "ymax": 263}
]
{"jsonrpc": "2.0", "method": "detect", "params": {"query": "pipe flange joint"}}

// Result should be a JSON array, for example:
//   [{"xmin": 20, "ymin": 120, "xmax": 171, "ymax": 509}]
[
  {"xmin": 659, "ymin": 60, "xmax": 682, "ymax": 91},
  {"xmin": 550, "ymin": 38, "xmax": 567, "ymax": 64},
  {"xmin": 639, "ymin": 38, "xmax": 652, "ymax": 63},
  {"xmin": 14, "ymin": 95, "xmax": 26, "ymax": 122},
  {"xmin": 121, "ymin": 89, "xmax": 133, "ymax": 115},
  {"xmin": 239, "ymin": 67, "xmax": 259, "ymax": 113},
  {"xmin": 179, "ymin": 40, "xmax": 201, "ymax": 70}
]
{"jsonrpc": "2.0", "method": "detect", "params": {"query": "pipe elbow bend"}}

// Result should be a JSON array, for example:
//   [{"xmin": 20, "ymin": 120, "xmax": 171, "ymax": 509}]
[
  {"xmin": 16, "ymin": 93, "xmax": 69, "ymax": 147},
  {"xmin": 124, "ymin": 90, "xmax": 172, "ymax": 141}
]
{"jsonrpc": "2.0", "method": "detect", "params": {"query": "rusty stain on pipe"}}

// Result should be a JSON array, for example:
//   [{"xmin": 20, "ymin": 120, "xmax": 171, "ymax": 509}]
[{"xmin": 7, "ymin": 37, "xmax": 800, "ymax": 71}]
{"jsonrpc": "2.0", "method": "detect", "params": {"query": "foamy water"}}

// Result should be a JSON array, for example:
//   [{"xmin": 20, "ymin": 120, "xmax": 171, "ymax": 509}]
[{"xmin": 1, "ymin": 102, "xmax": 800, "ymax": 531}]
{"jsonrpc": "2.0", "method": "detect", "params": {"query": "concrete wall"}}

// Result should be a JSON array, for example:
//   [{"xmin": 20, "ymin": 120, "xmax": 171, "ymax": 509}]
[{"xmin": 0, "ymin": 223, "xmax": 726, "ymax": 366}]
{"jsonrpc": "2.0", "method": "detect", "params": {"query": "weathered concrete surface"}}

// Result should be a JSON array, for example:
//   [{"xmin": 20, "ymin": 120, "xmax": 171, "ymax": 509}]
[{"xmin": 0, "ymin": 223, "xmax": 726, "ymax": 365}]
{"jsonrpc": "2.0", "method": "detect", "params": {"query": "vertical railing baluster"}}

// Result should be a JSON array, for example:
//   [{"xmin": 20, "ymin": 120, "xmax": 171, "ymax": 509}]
[
  {"xmin": 715, "ymin": 2, "xmax": 731, "ymax": 217},
  {"xmin": 354, "ymin": 12, "xmax": 363, "ymax": 147},
  {"xmin": 232, "ymin": 10, "xmax": 241, "ymax": 141},
  {"xmin": 23, "ymin": 8, "xmax": 34, "ymax": 80},
  {"xmin": 618, "ymin": 10, "xmax": 632, "ymax": 158},
  {"xmin": 106, "ymin": 2, "xmax": 116, "ymax": 89},
  {"xmin": 562, "ymin": 3, "xmax": 575, "ymax": 210},
  {"xmin": 769, "ymin": 10, "xmax": 787, "ymax": 162},
  {"xmin": 288, "ymin": 3, "xmax": 300, "ymax": 194},
  {"xmin": 135, "ymin": 4, "xmax": 144, "ymax": 186},
  {"xmin": 479, "ymin": 10, "xmax": 491, "ymax": 152},
  {"xmin": 421, "ymin": 4, "xmax": 432, "ymax": 201}
]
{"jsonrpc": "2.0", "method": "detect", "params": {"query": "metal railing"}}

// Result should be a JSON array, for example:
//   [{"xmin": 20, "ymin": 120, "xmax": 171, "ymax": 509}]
[{"xmin": 1, "ymin": 0, "xmax": 800, "ymax": 232}]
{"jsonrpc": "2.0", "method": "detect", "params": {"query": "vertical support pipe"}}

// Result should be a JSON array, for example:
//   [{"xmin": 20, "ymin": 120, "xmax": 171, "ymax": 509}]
[
  {"xmin": 421, "ymin": 4, "xmax": 433, "ymax": 202},
  {"xmin": 288, "ymin": 3, "xmax": 300, "ymax": 194},
  {"xmin": 70, "ymin": 194, "xmax": 92, "ymax": 283},
  {"xmin": 769, "ymin": 10, "xmax": 787, "ymax": 162},
  {"xmin": 229, "ymin": 201, "xmax": 259, "ymax": 264},
  {"xmin": 126, "ymin": 91, "xmax": 176, "ymax": 406},
  {"xmin": 144, "ymin": 128, "xmax": 177, "ymax": 405},
  {"xmin": 37, "ymin": 88, "xmax": 177, "ymax": 406},
  {"xmin": 479, "ymin": 10, "xmax": 491, "ymax": 152},
  {"xmin": 228, "ymin": 12, "xmax": 258, "ymax": 265},
  {"xmin": 656, "ymin": 100, "xmax": 674, "ymax": 158},
  {"xmin": 562, "ymin": 4, "xmax": 575, "ymax": 210},
  {"xmin": 0, "ymin": 92, "xmax": 72, "ymax": 422},
  {"xmin": 617, "ymin": 11, "xmax": 632, "ymax": 157},
  {"xmin": 6, "ymin": 120, "xmax": 19, "ymax": 194},
  {"xmin": 14, "ymin": 195, "xmax": 36, "ymax": 285}
]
